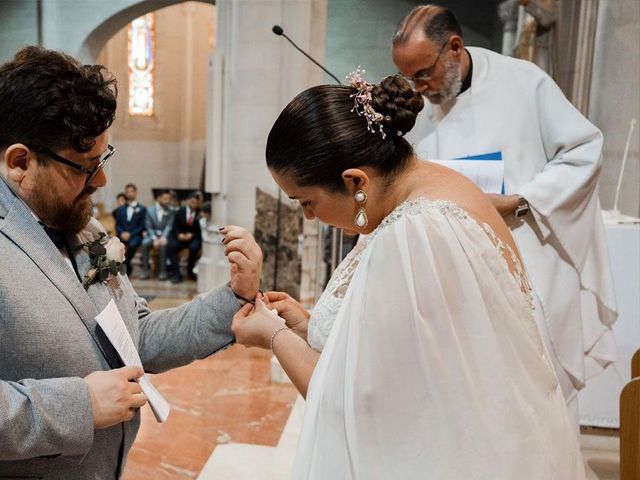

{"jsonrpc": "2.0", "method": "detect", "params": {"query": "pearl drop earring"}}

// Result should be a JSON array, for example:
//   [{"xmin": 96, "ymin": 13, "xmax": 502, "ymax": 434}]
[{"xmin": 354, "ymin": 190, "xmax": 368, "ymax": 229}]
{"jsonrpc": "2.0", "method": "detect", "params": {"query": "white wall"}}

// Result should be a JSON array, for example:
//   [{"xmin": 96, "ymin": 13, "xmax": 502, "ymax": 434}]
[
  {"xmin": 0, "ymin": 0, "xmax": 39, "ymax": 63},
  {"xmin": 96, "ymin": 2, "xmax": 215, "ymax": 208},
  {"xmin": 589, "ymin": 0, "xmax": 640, "ymax": 217},
  {"xmin": 325, "ymin": 0, "xmax": 501, "ymax": 84}
]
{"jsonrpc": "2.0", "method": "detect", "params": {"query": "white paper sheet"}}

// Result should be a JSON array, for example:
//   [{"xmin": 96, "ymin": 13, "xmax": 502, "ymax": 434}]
[
  {"xmin": 430, "ymin": 158, "xmax": 505, "ymax": 194},
  {"xmin": 95, "ymin": 299, "xmax": 170, "ymax": 423}
]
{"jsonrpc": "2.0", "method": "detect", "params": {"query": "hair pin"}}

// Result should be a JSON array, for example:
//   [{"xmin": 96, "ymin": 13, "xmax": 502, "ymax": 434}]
[{"xmin": 346, "ymin": 67, "xmax": 387, "ymax": 139}]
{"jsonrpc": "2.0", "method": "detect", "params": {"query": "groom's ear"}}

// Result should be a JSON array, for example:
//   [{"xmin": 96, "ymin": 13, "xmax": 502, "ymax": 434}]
[
  {"xmin": 4, "ymin": 144, "xmax": 32, "ymax": 183},
  {"xmin": 341, "ymin": 169, "xmax": 369, "ymax": 194}
]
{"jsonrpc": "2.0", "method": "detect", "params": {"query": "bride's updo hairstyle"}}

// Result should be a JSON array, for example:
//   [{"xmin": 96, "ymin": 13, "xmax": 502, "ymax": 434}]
[{"xmin": 266, "ymin": 74, "xmax": 424, "ymax": 193}]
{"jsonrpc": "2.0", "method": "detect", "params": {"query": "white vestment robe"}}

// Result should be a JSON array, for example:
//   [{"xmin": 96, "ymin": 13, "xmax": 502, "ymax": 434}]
[{"xmin": 408, "ymin": 47, "xmax": 618, "ymax": 417}]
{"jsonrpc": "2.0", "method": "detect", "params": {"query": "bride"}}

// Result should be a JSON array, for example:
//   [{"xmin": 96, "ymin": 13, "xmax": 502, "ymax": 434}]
[{"xmin": 230, "ymin": 71, "xmax": 585, "ymax": 479}]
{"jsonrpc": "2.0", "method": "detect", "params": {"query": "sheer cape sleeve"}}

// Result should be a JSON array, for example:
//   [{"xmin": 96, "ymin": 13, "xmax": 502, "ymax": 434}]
[{"xmin": 292, "ymin": 200, "xmax": 584, "ymax": 480}]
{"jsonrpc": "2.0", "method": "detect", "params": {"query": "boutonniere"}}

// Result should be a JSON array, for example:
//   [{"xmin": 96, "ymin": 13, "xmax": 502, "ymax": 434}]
[{"xmin": 79, "ymin": 233, "xmax": 127, "ymax": 289}]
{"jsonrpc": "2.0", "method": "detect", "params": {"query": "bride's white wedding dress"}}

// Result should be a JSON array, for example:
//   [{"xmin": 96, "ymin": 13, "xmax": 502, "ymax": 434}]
[{"xmin": 294, "ymin": 198, "xmax": 585, "ymax": 479}]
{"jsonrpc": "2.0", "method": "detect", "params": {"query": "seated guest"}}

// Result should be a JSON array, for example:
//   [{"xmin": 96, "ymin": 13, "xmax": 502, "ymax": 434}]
[
  {"xmin": 168, "ymin": 191, "xmax": 202, "ymax": 283},
  {"xmin": 140, "ymin": 190, "xmax": 175, "ymax": 280},
  {"xmin": 199, "ymin": 200, "xmax": 212, "ymax": 231},
  {"xmin": 111, "ymin": 192, "xmax": 126, "ymax": 219},
  {"xmin": 115, "ymin": 183, "xmax": 146, "ymax": 275}
]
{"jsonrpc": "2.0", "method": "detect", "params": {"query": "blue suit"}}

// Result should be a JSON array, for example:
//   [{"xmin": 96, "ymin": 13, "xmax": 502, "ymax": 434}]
[{"xmin": 115, "ymin": 203, "xmax": 146, "ymax": 275}]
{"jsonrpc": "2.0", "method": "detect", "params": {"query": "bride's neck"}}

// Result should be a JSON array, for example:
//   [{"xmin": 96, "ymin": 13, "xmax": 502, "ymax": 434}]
[{"xmin": 377, "ymin": 157, "xmax": 424, "ymax": 219}]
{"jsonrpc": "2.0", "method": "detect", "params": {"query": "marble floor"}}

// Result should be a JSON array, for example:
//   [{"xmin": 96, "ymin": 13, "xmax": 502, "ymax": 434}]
[
  {"xmin": 122, "ymin": 277, "xmax": 298, "ymax": 480},
  {"xmin": 123, "ymin": 277, "xmax": 621, "ymax": 480}
]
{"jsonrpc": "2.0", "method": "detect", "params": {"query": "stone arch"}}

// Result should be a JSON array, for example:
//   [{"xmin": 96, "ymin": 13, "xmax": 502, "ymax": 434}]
[{"xmin": 78, "ymin": 0, "xmax": 215, "ymax": 63}]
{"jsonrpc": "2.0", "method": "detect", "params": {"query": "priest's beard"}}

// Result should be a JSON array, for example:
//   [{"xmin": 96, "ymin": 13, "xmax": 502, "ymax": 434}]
[
  {"xmin": 424, "ymin": 56, "xmax": 463, "ymax": 105},
  {"xmin": 30, "ymin": 178, "xmax": 96, "ymax": 235}
]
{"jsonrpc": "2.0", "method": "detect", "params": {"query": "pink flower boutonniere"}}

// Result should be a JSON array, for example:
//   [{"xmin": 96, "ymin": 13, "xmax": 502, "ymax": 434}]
[{"xmin": 80, "ymin": 233, "xmax": 127, "ymax": 289}]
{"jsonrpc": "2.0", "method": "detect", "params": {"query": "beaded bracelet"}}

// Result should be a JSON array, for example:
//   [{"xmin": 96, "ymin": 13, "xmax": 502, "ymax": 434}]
[{"xmin": 270, "ymin": 326, "xmax": 290, "ymax": 352}]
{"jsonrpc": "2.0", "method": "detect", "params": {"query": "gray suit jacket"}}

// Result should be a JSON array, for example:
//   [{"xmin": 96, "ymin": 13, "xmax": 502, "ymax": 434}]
[
  {"xmin": 143, "ymin": 204, "xmax": 175, "ymax": 245},
  {"xmin": 0, "ymin": 178, "xmax": 238, "ymax": 479}
]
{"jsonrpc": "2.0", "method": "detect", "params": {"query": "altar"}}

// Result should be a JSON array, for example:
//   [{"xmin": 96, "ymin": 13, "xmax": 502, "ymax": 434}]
[{"xmin": 579, "ymin": 219, "xmax": 640, "ymax": 428}]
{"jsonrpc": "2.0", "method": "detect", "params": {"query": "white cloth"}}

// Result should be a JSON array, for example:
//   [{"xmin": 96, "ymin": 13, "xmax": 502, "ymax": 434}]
[
  {"xmin": 156, "ymin": 202, "xmax": 166, "ymax": 223},
  {"xmin": 185, "ymin": 206, "xmax": 195, "ymax": 226},
  {"xmin": 407, "ymin": 47, "xmax": 617, "ymax": 408},
  {"xmin": 126, "ymin": 201, "xmax": 138, "ymax": 222},
  {"xmin": 297, "ymin": 198, "xmax": 585, "ymax": 479}
]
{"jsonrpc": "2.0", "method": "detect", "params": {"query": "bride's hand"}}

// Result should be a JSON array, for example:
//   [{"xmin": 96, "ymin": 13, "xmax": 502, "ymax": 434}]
[
  {"xmin": 232, "ymin": 297, "xmax": 286, "ymax": 349},
  {"xmin": 264, "ymin": 291, "xmax": 310, "ymax": 340}
]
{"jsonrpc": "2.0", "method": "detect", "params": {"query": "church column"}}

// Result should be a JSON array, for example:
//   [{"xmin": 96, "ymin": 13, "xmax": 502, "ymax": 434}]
[{"xmin": 199, "ymin": 0, "xmax": 327, "ymax": 292}]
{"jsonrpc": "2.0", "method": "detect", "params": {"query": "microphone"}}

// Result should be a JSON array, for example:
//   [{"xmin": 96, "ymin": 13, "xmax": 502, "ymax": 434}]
[
  {"xmin": 612, "ymin": 118, "xmax": 636, "ymax": 214},
  {"xmin": 272, "ymin": 25, "xmax": 342, "ymax": 85}
]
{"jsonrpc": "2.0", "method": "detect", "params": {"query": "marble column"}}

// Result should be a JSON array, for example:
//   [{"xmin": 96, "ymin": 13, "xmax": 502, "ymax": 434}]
[
  {"xmin": 254, "ymin": 188, "xmax": 302, "ymax": 299},
  {"xmin": 200, "ymin": 0, "xmax": 328, "ymax": 294}
]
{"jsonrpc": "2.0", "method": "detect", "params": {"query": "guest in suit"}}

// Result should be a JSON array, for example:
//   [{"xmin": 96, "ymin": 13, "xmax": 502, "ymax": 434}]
[
  {"xmin": 0, "ymin": 46, "xmax": 263, "ymax": 480},
  {"xmin": 199, "ymin": 200, "xmax": 212, "ymax": 231},
  {"xmin": 140, "ymin": 189, "xmax": 175, "ymax": 280},
  {"xmin": 115, "ymin": 183, "xmax": 146, "ymax": 275},
  {"xmin": 168, "ymin": 191, "xmax": 202, "ymax": 283},
  {"xmin": 111, "ymin": 191, "xmax": 126, "ymax": 220}
]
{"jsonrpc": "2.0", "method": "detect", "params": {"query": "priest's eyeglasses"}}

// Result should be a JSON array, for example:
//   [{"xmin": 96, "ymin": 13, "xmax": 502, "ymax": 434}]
[
  {"xmin": 400, "ymin": 41, "xmax": 449, "ymax": 88},
  {"xmin": 28, "ymin": 144, "xmax": 115, "ymax": 186}
]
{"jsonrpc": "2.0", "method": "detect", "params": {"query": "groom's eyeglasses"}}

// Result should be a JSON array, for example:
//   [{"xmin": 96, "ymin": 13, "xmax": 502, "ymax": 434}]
[{"xmin": 28, "ymin": 144, "xmax": 115, "ymax": 186}]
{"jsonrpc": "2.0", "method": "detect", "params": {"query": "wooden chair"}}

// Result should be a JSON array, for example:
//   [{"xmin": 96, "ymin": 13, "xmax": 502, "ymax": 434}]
[{"xmin": 620, "ymin": 348, "xmax": 640, "ymax": 480}]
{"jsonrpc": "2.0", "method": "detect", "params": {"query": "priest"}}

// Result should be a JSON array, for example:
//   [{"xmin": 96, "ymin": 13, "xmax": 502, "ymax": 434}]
[{"xmin": 392, "ymin": 4, "xmax": 617, "ymax": 428}]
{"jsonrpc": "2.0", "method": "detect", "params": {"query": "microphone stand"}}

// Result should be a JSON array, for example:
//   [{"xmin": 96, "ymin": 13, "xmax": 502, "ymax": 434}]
[
  {"xmin": 271, "ymin": 24, "xmax": 348, "ymax": 288},
  {"xmin": 272, "ymin": 25, "xmax": 342, "ymax": 85},
  {"xmin": 602, "ymin": 118, "xmax": 640, "ymax": 224}
]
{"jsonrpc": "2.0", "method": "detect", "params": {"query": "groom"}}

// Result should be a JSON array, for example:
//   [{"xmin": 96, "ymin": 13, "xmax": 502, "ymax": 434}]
[{"xmin": 0, "ymin": 46, "xmax": 262, "ymax": 479}]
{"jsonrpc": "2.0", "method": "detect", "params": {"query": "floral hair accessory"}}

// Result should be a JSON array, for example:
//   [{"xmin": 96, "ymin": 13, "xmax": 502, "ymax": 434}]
[
  {"xmin": 78, "ymin": 233, "xmax": 126, "ymax": 289},
  {"xmin": 346, "ymin": 67, "xmax": 390, "ymax": 139}
]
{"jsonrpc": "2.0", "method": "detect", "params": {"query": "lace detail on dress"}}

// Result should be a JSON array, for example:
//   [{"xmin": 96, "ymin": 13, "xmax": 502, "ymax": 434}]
[
  {"xmin": 480, "ymin": 223, "xmax": 534, "ymax": 309},
  {"xmin": 307, "ymin": 238, "xmax": 369, "ymax": 352},
  {"xmin": 307, "ymin": 198, "xmax": 536, "ymax": 352}
]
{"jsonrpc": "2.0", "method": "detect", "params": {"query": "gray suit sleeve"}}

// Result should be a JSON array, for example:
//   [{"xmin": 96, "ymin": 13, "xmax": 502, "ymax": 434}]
[
  {"xmin": 161, "ymin": 210, "xmax": 175, "ymax": 239},
  {"xmin": 0, "ymin": 377, "xmax": 94, "ymax": 460},
  {"xmin": 144, "ymin": 209, "xmax": 158, "ymax": 240},
  {"xmin": 136, "ymin": 285, "xmax": 239, "ymax": 373}
]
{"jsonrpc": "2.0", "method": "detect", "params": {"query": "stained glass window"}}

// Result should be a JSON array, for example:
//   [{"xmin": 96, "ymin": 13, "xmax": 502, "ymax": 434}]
[{"xmin": 128, "ymin": 14, "xmax": 155, "ymax": 116}]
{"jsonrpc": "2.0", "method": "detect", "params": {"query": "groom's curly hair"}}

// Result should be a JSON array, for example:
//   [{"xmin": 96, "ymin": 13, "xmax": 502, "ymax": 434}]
[{"xmin": 0, "ymin": 46, "xmax": 117, "ymax": 157}]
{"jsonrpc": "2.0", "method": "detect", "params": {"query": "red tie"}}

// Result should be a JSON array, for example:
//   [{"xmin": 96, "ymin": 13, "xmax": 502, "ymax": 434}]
[{"xmin": 187, "ymin": 211, "xmax": 194, "ymax": 226}]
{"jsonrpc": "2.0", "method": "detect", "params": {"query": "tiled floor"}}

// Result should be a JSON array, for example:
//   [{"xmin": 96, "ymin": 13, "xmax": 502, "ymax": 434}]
[{"xmin": 122, "ymin": 278, "xmax": 298, "ymax": 480}]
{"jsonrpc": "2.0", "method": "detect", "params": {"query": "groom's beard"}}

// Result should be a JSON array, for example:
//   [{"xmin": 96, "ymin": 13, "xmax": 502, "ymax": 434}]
[{"xmin": 31, "ymin": 180, "xmax": 96, "ymax": 235}]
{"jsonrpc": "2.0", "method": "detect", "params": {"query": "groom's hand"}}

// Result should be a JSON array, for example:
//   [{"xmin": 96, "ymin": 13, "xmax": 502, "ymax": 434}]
[
  {"xmin": 84, "ymin": 366, "xmax": 147, "ymax": 429},
  {"xmin": 221, "ymin": 225, "xmax": 263, "ymax": 300}
]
